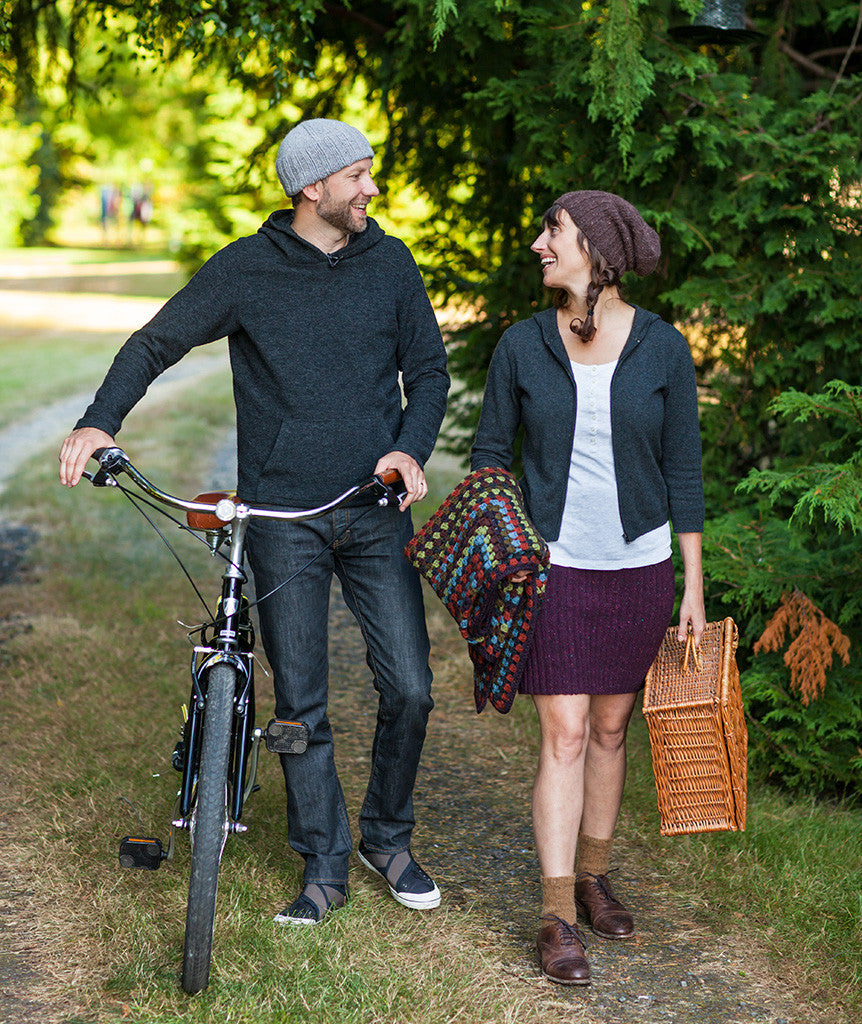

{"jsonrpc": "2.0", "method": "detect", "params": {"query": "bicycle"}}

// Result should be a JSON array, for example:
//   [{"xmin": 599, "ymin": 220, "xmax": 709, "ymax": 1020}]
[{"xmin": 83, "ymin": 446, "xmax": 407, "ymax": 994}]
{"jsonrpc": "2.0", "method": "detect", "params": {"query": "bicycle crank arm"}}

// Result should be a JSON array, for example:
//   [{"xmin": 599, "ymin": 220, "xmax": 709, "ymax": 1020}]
[{"xmin": 119, "ymin": 835, "xmax": 167, "ymax": 870}]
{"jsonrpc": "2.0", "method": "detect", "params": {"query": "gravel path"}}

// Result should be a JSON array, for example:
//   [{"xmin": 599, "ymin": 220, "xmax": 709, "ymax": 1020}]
[{"xmin": 0, "ymin": 350, "xmax": 226, "ymax": 494}]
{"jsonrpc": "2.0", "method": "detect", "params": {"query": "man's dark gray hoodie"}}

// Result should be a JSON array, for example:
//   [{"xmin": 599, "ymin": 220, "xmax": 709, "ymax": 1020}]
[{"xmin": 76, "ymin": 211, "xmax": 450, "ymax": 506}]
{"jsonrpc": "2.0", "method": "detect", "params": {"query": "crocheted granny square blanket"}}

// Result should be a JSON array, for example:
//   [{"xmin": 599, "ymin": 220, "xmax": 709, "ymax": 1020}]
[{"xmin": 405, "ymin": 467, "xmax": 549, "ymax": 713}]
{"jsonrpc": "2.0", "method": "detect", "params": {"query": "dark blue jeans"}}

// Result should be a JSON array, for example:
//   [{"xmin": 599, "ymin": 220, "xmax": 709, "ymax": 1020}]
[{"xmin": 247, "ymin": 504, "xmax": 433, "ymax": 886}]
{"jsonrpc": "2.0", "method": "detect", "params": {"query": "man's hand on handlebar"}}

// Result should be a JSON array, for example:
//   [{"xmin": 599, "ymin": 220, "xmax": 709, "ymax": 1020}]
[
  {"xmin": 59, "ymin": 427, "xmax": 115, "ymax": 487},
  {"xmin": 373, "ymin": 451, "xmax": 427, "ymax": 511}
]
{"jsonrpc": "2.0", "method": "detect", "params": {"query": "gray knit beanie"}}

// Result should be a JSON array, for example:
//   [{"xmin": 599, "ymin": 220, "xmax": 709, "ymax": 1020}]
[
  {"xmin": 551, "ymin": 191, "xmax": 660, "ymax": 276},
  {"xmin": 276, "ymin": 119, "xmax": 374, "ymax": 197}
]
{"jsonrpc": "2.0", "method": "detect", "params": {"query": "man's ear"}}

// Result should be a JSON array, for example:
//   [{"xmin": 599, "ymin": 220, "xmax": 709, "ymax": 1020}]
[{"xmin": 301, "ymin": 180, "xmax": 323, "ymax": 203}]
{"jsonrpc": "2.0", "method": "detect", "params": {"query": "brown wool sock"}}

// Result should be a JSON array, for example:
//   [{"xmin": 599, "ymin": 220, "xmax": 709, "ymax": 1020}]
[
  {"xmin": 575, "ymin": 833, "xmax": 614, "ymax": 877},
  {"xmin": 541, "ymin": 875, "xmax": 578, "ymax": 923}
]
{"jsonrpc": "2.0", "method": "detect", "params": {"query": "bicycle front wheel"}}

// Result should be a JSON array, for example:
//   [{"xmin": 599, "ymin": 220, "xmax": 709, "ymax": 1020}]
[{"xmin": 181, "ymin": 661, "xmax": 235, "ymax": 994}]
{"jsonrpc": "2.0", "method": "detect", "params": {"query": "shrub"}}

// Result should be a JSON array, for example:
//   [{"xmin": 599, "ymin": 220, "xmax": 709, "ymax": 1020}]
[{"xmin": 705, "ymin": 382, "xmax": 862, "ymax": 797}]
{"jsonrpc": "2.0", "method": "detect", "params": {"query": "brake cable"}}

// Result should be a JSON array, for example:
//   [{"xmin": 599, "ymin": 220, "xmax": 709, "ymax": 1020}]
[
  {"xmin": 102, "ymin": 473, "xmax": 381, "ymax": 639},
  {"xmin": 107, "ymin": 479, "xmax": 218, "ymax": 621}
]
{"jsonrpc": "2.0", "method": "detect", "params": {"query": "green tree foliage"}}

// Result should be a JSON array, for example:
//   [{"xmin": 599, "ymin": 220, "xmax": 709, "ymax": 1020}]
[
  {"xmin": 739, "ymin": 382, "xmax": 862, "ymax": 537},
  {"xmin": 0, "ymin": 113, "xmax": 40, "ymax": 245},
  {"xmin": 4, "ymin": 0, "xmax": 862, "ymax": 792},
  {"xmin": 4, "ymin": 0, "xmax": 67, "ymax": 241},
  {"xmin": 1, "ymin": 3, "xmax": 299, "ymax": 249},
  {"xmin": 708, "ymin": 383, "xmax": 862, "ymax": 794}
]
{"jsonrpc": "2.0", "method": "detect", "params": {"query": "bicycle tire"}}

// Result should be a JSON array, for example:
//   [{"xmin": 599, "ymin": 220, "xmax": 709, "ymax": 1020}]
[{"xmin": 181, "ymin": 661, "xmax": 235, "ymax": 994}]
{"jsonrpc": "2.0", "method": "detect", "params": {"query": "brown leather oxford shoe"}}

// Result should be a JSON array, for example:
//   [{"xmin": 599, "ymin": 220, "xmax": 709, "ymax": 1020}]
[
  {"xmin": 536, "ymin": 915, "xmax": 591, "ymax": 985},
  {"xmin": 575, "ymin": 871, "xmax": 635, "ymax": 939}
]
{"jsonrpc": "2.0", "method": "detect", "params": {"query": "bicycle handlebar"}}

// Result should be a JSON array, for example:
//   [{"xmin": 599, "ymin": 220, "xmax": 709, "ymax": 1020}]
[{"xmin": 84, "ymin": 447, "xmax": 407, "ymax": 523}]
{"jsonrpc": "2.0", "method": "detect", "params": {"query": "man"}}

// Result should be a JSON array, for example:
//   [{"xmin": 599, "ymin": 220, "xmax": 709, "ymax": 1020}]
[{"xmin": 59, "ymin": 118, "xmax": 450, "ymax": 924}]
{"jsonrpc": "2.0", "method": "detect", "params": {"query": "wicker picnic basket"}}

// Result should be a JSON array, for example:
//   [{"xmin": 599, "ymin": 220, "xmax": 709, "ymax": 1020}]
[{"xmin": 642, "ymin": 617, "xmax": 747, "ymax": 836}]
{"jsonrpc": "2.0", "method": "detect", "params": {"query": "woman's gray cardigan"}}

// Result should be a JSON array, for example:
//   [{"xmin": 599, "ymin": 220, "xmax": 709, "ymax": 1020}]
[{"xmin": 470, "ymin": 306, "xmax": 704, "ymax": 545}]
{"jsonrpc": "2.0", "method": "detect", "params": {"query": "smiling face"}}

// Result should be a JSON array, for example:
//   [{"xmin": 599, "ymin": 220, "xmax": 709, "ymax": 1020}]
[
  {"xmin": 317, "ymin": 157, "xmax": 379, "ymax": 235},
  {"xmin": 530, "ymin": 207, "xmax": 591, "ymax": 290}
]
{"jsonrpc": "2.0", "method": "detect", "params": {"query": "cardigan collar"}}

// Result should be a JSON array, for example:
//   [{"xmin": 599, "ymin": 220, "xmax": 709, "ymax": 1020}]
[{"xmin": 532, "ymin": 305, "xmax": 661, "ymax": 373}]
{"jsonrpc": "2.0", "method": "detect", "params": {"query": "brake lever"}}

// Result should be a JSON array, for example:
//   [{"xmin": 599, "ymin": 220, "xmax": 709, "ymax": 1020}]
[
  {"xmin": 83, "ymin": 466, "xmax": 119, "ymax": 487},
  {"xmin": 84, "ymin": 446, "xmax": 127, "ymax": 487},
  {"xmin": 373, "ymin": 473, "xmax": 408, "ymax": 508}
]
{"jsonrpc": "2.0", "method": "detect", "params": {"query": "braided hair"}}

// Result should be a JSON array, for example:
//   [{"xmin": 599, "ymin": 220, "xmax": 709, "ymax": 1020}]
[{"xmin": 542, "ymin": 202, "xmax": 622, "ymax": 344}]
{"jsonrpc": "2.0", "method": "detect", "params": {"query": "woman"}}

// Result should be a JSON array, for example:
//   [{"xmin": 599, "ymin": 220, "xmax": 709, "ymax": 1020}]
[{"xmin": 471, "ymin": 190, "xmax": 705, "ymax": 985}]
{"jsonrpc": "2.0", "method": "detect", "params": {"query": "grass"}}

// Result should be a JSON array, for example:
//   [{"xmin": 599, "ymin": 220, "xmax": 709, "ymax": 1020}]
[
  {"xmin": 627, "ymin": 718, "xmax": 860, "ymax": 1012},
  {"xmin": 632, "ymin": 768, "xmax": 862, "ymax": 1010},
  {"xmin": 0, "ymin": 331, "xmax": 126, "ymax": 428},
  {"xmin": 495, "ymin": 685, "xmax": 862, "ymax": 1016},
  {"xmin": 2, "ymin": 246, "xmax": 861, "ymax": 1023}
]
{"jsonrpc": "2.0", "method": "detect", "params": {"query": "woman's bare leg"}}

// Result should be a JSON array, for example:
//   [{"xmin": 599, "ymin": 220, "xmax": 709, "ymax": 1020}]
[
  {"xmin": 531, "ymin": 693, "xmax": 591, "ymax": 876},
  {"xmin": 579, "ymin": 691, "xmax": 639, "ymax": 842}
]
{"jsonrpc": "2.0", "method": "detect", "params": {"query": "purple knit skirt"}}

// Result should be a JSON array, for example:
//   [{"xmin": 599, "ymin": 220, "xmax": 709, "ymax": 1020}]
[{"xmin": 520, "ymin": 558, "xmax": 675, "ymax": 696}]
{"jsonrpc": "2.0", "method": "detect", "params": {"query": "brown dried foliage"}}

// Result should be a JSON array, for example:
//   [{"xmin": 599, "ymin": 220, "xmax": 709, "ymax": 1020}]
[{"xmin": 754, "ymin": 588, "xmax": 852, "ymax": 705}]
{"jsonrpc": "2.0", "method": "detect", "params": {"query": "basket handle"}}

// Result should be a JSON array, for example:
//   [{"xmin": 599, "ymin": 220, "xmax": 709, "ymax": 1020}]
[{"xmin": 681, "ymin": 624, "xmax": 702, "ymax": 673}]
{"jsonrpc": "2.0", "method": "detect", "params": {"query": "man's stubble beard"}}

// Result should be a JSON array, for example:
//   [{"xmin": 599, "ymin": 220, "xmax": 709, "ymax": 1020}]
[{"xmin": 318, "ymin": 186, "xmax": 367, "ymax": 236}]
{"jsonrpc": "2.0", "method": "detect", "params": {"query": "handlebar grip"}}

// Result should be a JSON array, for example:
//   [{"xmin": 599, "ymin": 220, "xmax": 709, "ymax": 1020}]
[{"xmin": 377, "ymin": 468, "xmax": 402, "ymax": 486}]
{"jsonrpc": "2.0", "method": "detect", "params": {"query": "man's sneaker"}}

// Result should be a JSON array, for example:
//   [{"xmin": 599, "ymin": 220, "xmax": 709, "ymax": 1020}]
[
  {"xmin": 357, "ymin": 841, "xmax": 441, "ymax": 910},
  {"xmin": 273, "ymin": 882, "xmax": 347, "ymax": 925}
]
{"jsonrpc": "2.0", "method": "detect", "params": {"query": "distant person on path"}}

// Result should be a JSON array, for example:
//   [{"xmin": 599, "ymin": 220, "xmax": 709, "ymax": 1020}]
[
  {"xmin": 58, "ymin": 118, "xmax": 450, "ymax": 925},
  {"xmin": 99, "ymin": 184, "xmax": 121, "ymax": 241},
  {"xmin": 128, "ymin": 183, "xmax": 153, "ymax": 244},
  {"xmin": 471, "ymin": 190, "xmax": 705, "ymax": 984}
]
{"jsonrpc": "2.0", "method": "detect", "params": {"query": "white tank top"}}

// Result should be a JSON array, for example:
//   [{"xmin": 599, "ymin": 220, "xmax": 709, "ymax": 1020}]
[{"xmin": 548, "ymin": 359, "xmax": 672, "ymax": 570}]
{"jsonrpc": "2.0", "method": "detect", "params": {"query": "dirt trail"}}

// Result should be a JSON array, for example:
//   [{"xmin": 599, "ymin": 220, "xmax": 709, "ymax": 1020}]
[{"xmin": 325, "ymin": 595, "xmax": 807, "ymax": 1024}]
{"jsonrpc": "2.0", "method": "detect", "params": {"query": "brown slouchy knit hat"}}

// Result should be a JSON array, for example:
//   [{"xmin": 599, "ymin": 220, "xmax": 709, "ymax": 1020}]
[{"xmin": 551, "ymin": 190, "xmax": 660, "ymax": 276}]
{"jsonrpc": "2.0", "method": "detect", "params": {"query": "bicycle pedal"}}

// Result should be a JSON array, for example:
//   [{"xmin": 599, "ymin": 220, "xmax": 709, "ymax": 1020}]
[
  {"xmin": 119, "ymin": 835, "xmax": 166, "ymax": 870},
  {"xmin": 265, "ymin": 718, "xmax": 308, "ymax": 755}
]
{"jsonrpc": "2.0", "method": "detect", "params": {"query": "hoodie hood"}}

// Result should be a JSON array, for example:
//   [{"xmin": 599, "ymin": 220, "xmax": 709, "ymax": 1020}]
[{"xmin": 257, "ymin": 207, "xmax": 386, "ymax": 263}]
